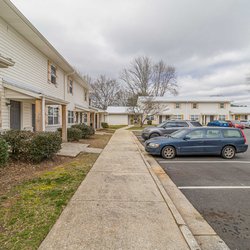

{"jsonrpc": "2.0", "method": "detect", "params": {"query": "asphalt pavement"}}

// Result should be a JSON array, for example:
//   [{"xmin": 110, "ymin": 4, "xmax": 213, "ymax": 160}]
[{"xmin": 136, "ymin": 129, "xmax": 250, "ymax": 250}]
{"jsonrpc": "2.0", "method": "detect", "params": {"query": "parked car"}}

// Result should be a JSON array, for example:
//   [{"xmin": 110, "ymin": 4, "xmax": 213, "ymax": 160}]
[
  {"xmin": 231, "ymin": 120, "xmax": 245, "ymax": 129},
  {"xmin": 141, "ymin": 120, "xmax": 202, "ymax": 140},
  {"xmin": 145, "ymin": 127, "xmax": 248, "ymax": 159},
  {"xmin": 240, "ymin": 120, "xmax": 250, "ymax": 129},
  {"xmin": 207, "ymin": 120, "xmax": 229, "ymax": 127}
]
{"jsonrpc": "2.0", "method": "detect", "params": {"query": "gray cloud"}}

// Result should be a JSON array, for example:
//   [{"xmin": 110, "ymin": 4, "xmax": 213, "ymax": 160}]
[{"xmin": 11, "ymin": 0, "xmax": 250, "ymax": 100}]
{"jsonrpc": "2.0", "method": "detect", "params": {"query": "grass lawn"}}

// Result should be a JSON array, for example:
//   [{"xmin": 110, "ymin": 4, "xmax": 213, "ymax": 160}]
[
  {"xmin": 127, "ymin": 124, "xmax": 156, "ymax": 130},
  {"xmin": 0, "ymin": 153, "xmax": 99, "ymax": 250},
  {"xmin": 107, "ymin": 125, "xmax": 128, "ymax": 130},
  {"xmin": 79, "ymin": 133, "xmax": 112, "ymax": 148},
  {"xmin": 0, "ymin": 133, "xmax": 112, "ymax": 250}
]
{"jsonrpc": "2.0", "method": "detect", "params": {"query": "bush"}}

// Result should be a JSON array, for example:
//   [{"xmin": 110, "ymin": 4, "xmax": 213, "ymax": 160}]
[
  {"xmin": 67, "ymin": 128, "xmax": 82, "ymax": 142},
  {"xmin": 147, "ymin": 120, "xmax": 152, "ymax": 125},
  {"xmin": 101, "ymin": 122, "xmax": 109, "ymax": 128},
  {"xmin": 28, "ymin": 132, "xmax": 62, "ymax": 163},
  {"xmin": 2, "ymin": 130, "xmax": 33, "ymax": 159},
  {"xmin": 71, "ymin": 124, "xmax": 95, "ymax": 139},
  {"xmin": 0, "ymin": 137, "xmax": 9, "ymax": 166}
]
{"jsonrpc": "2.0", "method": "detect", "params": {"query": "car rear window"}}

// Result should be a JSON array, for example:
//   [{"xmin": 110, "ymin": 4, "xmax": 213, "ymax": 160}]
[
  {"xmin": 222, "ymin": 129, "xmax": 242, "ymax": 138},
  {"xmin": 190, "ymin": 121, "xmax": 202, "ymax": 127}
]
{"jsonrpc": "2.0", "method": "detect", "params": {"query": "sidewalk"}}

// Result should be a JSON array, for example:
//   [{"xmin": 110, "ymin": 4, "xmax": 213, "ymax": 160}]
[{"xmin": 39, "ymin": 128, "xmax": 192, "ymax": 250}]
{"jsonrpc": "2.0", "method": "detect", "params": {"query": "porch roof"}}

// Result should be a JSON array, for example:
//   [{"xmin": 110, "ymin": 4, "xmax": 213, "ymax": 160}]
[
  {"xmin": 75, "ymin": 104, "xmax": 90, "ymax": 112},
  {"xmin": 3, "ymin": 78, "xmax": 68, "ymax": 105}
]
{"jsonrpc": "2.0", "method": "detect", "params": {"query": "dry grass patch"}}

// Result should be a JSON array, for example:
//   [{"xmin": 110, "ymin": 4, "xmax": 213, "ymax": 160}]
[{"xmin": 79, "ymin": 133, "xmax": 113, "ymax": 148}]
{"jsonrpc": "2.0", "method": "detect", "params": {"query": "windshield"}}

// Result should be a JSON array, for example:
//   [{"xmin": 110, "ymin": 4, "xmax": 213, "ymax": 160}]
[{"xmin": 169, "ymin": 129, "xmax": 189, "ymax": 138}]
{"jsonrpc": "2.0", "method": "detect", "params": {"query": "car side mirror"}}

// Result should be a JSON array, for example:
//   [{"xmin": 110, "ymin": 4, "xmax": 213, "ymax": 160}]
[{"xmin": 183, "ymin": 135, "xmax": 191, "ymax": 140}]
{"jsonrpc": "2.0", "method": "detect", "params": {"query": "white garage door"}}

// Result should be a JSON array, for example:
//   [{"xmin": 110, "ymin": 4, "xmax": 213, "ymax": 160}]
[{"xmin": 107, "ymin": 114, "xmax": 129, "ymax": 125}]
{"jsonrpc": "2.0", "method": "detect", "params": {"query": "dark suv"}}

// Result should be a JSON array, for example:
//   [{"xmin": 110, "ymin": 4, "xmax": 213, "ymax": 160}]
[{"xmin": 141, "ymin": 120, "xmax": 202, "ymax": 140}]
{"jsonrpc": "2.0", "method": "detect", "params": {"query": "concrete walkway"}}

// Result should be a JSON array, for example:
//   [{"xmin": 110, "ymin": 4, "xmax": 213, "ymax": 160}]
[{"xmin": 39, "ymin": 128, "xmax": 191, "ymax": 250}]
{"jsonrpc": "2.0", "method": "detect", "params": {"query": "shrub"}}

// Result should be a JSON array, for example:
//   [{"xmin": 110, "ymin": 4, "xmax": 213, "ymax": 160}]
[
  {"xmin": 147, "ymin": 120, "xmax": 152, "ymax": 125},
  {"xmin": 28, "ymin": 132, "xmax": 62, "ymax": 163},
  {"xmin": 101, "ymin": 122, "xmax": 109, "ymax": 128},
  {"xmin": 71, "ymin": 124, "xmax": 95, "ymax": 139},
  {"xmin": 0, "ymin": 137, "xmax": 9, "ymax": 166},
  {"xmin": 2, "ymin": 130, "xmax": 33, "ymax": 159},
  {"xmin": 67, "ymin": 128, "xmax": 82, "ymax": 142}
]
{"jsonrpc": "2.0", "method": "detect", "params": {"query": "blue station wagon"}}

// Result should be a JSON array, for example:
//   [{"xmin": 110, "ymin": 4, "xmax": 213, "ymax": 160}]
[{"xmin": 145, "ymin": 127, "xmax": 248, "ymax": 159}]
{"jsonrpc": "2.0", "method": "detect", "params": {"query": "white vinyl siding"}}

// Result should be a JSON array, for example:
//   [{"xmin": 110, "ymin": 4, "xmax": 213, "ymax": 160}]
[{"xmin": 0, "ymin": 17, "xmax": 65, "ymax": 99}]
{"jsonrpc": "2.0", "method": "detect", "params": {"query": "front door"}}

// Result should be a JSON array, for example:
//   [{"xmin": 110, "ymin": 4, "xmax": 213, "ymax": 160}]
[
  {"xmin": 159, "ymin": 115, "xmax": 163, "ymax": 124},
  {"xmin": 10, "ymin": 100, "xmax": 21, "ymax": 130}
]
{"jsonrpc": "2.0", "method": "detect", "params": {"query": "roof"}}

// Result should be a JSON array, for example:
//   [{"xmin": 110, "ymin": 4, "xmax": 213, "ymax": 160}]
[
  {"xmin": 230, "ymin": 106, "xmax": 250, "ymax": 114},
  {"xmin": 138, "ymin": 96, "xmax": 232, "ymax": 103},
  {"xmin": 106, "ymin": 106, "xmax": 132, "ymax": 114},
  {"xmin": 0, "ymin": 0, "xmax": 88, "ymax": 88}
]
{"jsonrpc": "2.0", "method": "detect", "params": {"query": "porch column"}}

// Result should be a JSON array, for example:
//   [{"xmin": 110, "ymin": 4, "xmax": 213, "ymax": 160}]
[
  {"xmin": 35, "ymin": 98, "xmax": 45, "ymax": 132},
  {"xmin": 87, "ymin": 112, "xmax": 91, "ymax": 126},
  {"xmin": 61, "ymin": 105, "xmax": 67, "ymax": 142},
  {"xmin": 96, "ymin": 113, "xmax": 100, "ymax": 129}
]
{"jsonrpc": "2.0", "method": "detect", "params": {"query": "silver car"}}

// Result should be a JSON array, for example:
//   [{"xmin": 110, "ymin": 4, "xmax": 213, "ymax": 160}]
[
  {"xmin": 240, "ymin": 120, "xmax": 250, "ymax": 128},
  {"xmin": 141, "ymin": 120, "xmax": 202, "ymax": 140}
]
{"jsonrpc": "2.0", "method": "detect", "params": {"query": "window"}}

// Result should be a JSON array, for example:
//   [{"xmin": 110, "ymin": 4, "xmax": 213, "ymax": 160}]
[
  {"xmin": 175, "ymin": 122, "xmax": 188, "ymax": 127},
  {"xmin": 190, "ymin": 115, "xmax": 200, "ymax": 121},
  {"xmin": 68, "ymin": 79, "xmax": 73, "ymax": 94},
  {"xmin": 174, "ymin": 114, "xmax": 182, "ymax": 120},
  {"xmin": 84, "ymin": 113, "xmax": 88, "ymax": 124},
  {"xmin": 220, "ymin": 103, "xmax": 225, "ymax": 109},
  {"xmin": 218, "ymin": 115, "xmax": 226, "ymax": 121},
  {"xmin": 48, "ymin": 62, "xmax": 57, "ymax": 84},
  {"xmin": 205, "ymin": 129, "xmax": 221, "ymax": 139},
  {"xmin": 165, "ymin": 122, "xmax": 177, "ymax": 128},
  {"xmin": 68, "ymin": 111, "xmax": 74, "ymax": 124},
  {"xmin": 48, "ymin": 106, "xmax": 59, "ymax": 125},
  {"xmin": 192, "ymin": 103, "xmax": 198, "ymax": 109},
  {"xmin": 222, "ymin": 129, "xmax": 241, "ymax": 138},
  {"xmin": 175, "ymin": 103, "xmax": 180, "ymax": 109},
  {"xmin": 147, "ymin": 115, "xmax": 154, "ymax": 121},
  {"xmin": 187, "ymin": 130, "xmax": 204, "ymax": 139}
]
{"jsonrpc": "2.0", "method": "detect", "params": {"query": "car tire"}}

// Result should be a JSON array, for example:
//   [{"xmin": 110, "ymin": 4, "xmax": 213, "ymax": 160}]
[
  {"xmin": 221, "ymin": 145, "xmax": 236, "ymax": 159},
  {"xmin": 149, "ymin": 133, "xmax": 160, "ymax": 139},
  {"xmin": 161, "ymin": 146, "xmax": 176, "ymax": 159}
]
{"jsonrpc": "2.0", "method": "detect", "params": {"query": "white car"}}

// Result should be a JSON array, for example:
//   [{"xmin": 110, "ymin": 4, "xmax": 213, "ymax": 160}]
[{"xmin": 240, "ymin": 120, "xmax": 250, "ymax": 128}]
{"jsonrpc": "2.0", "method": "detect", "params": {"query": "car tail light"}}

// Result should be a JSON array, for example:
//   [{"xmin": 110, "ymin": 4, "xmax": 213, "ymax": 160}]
[{"xmin": 240, "ymin": 129, "xmax": 247, "ymax": 143}]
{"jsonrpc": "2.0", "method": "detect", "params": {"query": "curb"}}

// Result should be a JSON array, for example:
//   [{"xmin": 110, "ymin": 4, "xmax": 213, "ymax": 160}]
[{"xmin": 131, "ymin": 132, "xmax": 230, "ymax": 250}]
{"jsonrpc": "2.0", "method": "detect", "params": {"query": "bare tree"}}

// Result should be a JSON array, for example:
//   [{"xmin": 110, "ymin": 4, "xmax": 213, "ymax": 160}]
[
  {"xmin": 121, "ymin": 56, "xmax": 177, "ymax": 126},
  {"xmin": 90, "ymin": 75, "xmax": 122, "ymax": 110},
  {"xmin": 121, "ymin": 56, "xmax": 178, "ymax": 97}
]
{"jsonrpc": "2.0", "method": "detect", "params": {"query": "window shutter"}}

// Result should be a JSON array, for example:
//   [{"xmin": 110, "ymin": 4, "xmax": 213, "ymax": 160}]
[{"xmin": 47, "ymin": 60, "xmax": 51, "ymax": 82}]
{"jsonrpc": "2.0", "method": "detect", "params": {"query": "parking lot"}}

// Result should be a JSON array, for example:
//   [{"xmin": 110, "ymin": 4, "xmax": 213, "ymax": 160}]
[{"xmin": 136, "ymin": 129, "xmax": 250, "ymax": 250}]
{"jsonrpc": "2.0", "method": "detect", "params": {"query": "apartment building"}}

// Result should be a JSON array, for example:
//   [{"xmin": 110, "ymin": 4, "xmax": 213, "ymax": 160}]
[
  {"xmin": 0, "ymin": 0, "xmax": 104, "ymax": 141},
  {"xmin": 106, "ymin": 96, "xmax": 233, "ymax": 125}
]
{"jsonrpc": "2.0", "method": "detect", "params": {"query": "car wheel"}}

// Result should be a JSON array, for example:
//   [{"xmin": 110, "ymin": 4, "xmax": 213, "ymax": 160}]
[
  {"xmin": 161, "ymin": 146, "xmax": 176, "ymax": 159},
  {"xmin": 149, "ymin": 133, "xmax": 160, "ymax": 139},
  {"xmin": 221, "ymin": 145, "xmax": 236, "ymax": 159}
]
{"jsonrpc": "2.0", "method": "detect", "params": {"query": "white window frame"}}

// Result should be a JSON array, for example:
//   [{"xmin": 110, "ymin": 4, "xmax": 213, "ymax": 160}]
[
  {"xmin": 69, "ymin": 79, "xmax": 73, "ymax": 94},
  {"xmin": 218, "ymin": 115, "xmax": 226, "ymax": 121},
  {"xmin": 220, "ymin": 103, "xmax": 225, "ymax": 109},
  {"xmin": 68, "ymin": 111, "xmax": 74, "ymax": 124},
  {"xmin": 175, "ymin": 103, "xmax": 180, "ymax": 109},
  {"xmin": 190, "ymin": 115, "xmax": 200, "ymax": 121},
  {"xmin": 174, "ymin": 114, "xmax": 182, "ymax": 120},
  {"xmin": 48, "ymin": 106, "xmax": 59, "ymax": 125}
]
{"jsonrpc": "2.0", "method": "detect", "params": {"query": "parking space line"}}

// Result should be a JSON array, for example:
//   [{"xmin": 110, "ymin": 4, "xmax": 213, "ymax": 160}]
[
  {"xmin": 158, "ymin": 160, "xmax": 250, "ymax": 164},
  {"xmin": 178, "ymin": 186, "xmax": 250, "ymax": 189}
]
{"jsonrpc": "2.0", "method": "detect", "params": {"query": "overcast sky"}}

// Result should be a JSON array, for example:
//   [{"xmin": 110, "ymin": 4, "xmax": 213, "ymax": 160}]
[{"xmin": 12, "ymin": 0, "xmax": 250, "ymax": 103}]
